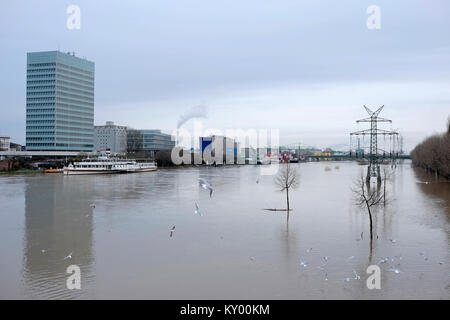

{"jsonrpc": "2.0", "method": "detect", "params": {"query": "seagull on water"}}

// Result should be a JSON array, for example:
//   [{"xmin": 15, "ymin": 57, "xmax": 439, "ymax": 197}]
[
  {"xmin": 419, "ymin": 252, "xmax": 428, "ymax": 260},
  {"xmin": 194, "ymin": 202, "xmax": 201, "ymax": 216},
  {"xmin": 64, "ymin": 252, "xmax": 72, "ymax": 260},
  {"xmin": 169, "ymin": 225, "xmax": 176, "ymax": 238},
  {"xmin": 379, "ymin": 257, "xmax": 389, "ymax": 264},
  {"xmin": 198, "ymin": 178, "xmax": 213, "ymax": 197},
  {"xmin": 387, "ymin": 268, "xmax": 401, "ymax": 274}
]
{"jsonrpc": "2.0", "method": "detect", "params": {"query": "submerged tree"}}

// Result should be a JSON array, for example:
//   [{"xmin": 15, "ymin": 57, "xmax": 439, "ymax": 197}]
[
  {"xmin": 352, "ymin": 175, "xmax": 383, "ymax": 243},
  {"xmin": 274, "ymin": 162, "xmax": 299, "ymax": 223}
]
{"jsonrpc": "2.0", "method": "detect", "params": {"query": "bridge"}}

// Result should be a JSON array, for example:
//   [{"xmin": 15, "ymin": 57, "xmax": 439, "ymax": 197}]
[{"xmin": 309, "ymin": 153, "xmax": 410, "ymax": 161}]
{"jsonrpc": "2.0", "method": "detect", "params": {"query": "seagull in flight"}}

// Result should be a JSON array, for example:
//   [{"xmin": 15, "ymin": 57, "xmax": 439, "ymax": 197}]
[
  {"xmin": 169, "ymin": 225, "xmax": 176, "ymax": 238},
  {"xmin": 198, "ymin": 178, "xmax": 213, "ymax": 197},
  {"xmin": 64, "ymin": 252, "xmax": 72, "ymax": 260}
]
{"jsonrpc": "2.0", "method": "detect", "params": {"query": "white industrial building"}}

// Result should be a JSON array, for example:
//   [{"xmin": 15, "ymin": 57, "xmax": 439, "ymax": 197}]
[{"xmin": 94, "ymin": 121, "xmax": 127, "ymax": 154}]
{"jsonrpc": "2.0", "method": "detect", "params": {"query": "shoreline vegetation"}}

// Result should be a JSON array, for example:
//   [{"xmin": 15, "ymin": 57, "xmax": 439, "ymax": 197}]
[{"xmin": 410, "ymin": 118, "xmax": 450, "ymax": 179}]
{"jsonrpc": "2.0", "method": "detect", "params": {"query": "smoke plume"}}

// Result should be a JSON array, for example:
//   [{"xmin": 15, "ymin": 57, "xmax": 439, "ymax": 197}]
[{"xmin": 177, "ymin": 104, "xmax": 208, "ymax": 129}]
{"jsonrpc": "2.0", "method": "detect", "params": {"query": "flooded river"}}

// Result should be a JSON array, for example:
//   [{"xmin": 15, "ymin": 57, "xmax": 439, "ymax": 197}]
[{"xmin": 0, "ymin": 161, "xmax": 449, "ymax": 299}]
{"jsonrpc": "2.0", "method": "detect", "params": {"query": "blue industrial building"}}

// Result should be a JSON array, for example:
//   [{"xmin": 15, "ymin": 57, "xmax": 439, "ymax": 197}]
[
  {"xmin": 199, "ymin": 135, "xmax": 238, "ymax": 164},
  {"xmin": 26, "ymin": 51, "xmax": 95, "ymax": 151}
]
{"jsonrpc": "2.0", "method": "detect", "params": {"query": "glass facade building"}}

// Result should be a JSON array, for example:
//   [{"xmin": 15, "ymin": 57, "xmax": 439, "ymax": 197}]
[
  {"xmin": 26, "ymin": 51, "xmax": 95, "ymax": 151},
  {"xmin": 127, "ymin": 129, "xmax": 175, "ymax": 155},
  {"xmin": 141, "ymin": 130, "xmax": 175, "ymax": 151}
]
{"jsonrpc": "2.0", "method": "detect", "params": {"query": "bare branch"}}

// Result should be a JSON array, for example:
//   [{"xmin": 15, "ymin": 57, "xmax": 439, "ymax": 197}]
[{"xmin": 274, "ymin": 162, "xmax": 299, "ymax": 191}]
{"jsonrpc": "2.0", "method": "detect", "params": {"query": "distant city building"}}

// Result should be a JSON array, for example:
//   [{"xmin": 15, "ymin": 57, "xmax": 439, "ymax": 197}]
[
  {"xmin": 298, "ymin": 147, "xmax": 321, "ymax": 156},
  {"xmin": 127, "ymin": 129, "xmax": 175, "ymax": 156},
  {"xmin": 0, "ymin": 136, "xmax": 11, "ymax": 151},
  {"xmin": 94, "ymin": 121, "xmax": 127, "ymax": 154},
  {"xmin": 26, "ymin": 51, "xmax": 95, "ymax": 151},
  {"xmin": 240, "ymin": 146, "xmax": 257, "ymax": 164},
  {"xmin": 200, "ymin": 135, "xmax": 239, "ymax": 164},
  {"xmin": 9, "ymin": 142, "xmax": 24, "ymax": 151}
]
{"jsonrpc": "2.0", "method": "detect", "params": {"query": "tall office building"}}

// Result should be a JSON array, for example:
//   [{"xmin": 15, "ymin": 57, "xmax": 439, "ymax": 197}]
[{"xmin": 26, "ymin": 51, "xmax": 95, "ymax": 151}]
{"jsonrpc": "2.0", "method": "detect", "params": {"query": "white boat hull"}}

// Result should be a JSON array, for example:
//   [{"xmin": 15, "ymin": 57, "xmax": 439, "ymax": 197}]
[{"xmin": 64, "ymin": 169, "xmax": 122, "ymax": 175}]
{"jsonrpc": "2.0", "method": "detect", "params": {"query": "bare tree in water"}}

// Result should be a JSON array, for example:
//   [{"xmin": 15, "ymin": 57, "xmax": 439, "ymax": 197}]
[
  {"xmin": 274, "ymin": 162, "xmax": 299, "ymax": 223},
  {"xmin": 352, "ymin": 175, "xmax": 383, "ymax": 242}
]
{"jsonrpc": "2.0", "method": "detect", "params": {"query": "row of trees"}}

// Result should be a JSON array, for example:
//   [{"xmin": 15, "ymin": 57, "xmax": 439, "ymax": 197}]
[{"xmin": 410, "ymin": 118, "xmax": 450, "ymax": 179}]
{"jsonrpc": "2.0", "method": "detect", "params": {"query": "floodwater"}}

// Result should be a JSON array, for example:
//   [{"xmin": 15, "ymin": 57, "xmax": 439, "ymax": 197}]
[{"xmin": 0, "ymin": 161, "xmax": 449, "ymax": 299}]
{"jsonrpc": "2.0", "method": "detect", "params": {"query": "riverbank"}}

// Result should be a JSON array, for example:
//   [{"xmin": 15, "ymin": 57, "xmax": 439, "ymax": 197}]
[{"xmin": 0, "ymin": 170, "xmax": 43, "ymax": 176}]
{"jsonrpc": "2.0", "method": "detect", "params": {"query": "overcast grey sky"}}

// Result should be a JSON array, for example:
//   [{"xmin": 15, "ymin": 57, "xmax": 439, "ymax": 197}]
[{"xmin": 1, "ymin": 0, "xmax": 449, "ymax": 151}]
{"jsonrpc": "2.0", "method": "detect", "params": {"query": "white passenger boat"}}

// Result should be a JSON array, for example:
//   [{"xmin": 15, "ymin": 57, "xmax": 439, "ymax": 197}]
[{"xmin": 63, "ymin": 156, "xmax": 157, "ymax": 175}]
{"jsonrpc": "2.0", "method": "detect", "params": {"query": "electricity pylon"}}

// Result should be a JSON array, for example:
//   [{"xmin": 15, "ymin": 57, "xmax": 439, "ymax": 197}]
[{"xmin": 350, "ymin": 105, "xmax": 398, "ymax": 184}]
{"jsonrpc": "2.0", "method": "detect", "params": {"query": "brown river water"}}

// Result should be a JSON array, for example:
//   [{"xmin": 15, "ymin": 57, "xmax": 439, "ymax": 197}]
[{"xmin": 0, "ymin": 160, "xmax": 449, "ymax": 299}]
